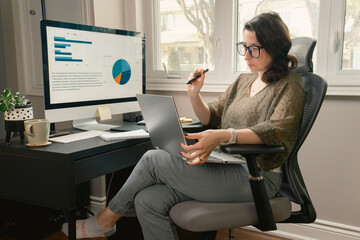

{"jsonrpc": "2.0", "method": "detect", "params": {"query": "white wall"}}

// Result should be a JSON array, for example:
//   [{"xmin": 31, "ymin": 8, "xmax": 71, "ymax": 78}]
[
  {"xmin": 0, "ymin": 0, "xmax": 19, "ymax": 92},
  {"xmin": 299, "ymin": 96, "xmax": 360, "ymax": 225},
  {"xmin": 93, "ymin": 0, "xmax": 123, "ymax": 29},
  {"xmin": 0, "ymin": 0, "xmax": 20, "ymax": 135}
]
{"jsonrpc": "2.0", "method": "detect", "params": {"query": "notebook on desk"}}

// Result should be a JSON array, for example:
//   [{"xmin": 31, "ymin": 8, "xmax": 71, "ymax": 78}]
[
  {"xmin": 49, "ymin": 130, "xmax": 104, "ymax": 143},
  {"xmin": 99, "ymin": 129, "xmax": 149, "ymax": 141},
  {"xmin": 136, "ymin": 94, "xmax": 245, "ymax": 164}
]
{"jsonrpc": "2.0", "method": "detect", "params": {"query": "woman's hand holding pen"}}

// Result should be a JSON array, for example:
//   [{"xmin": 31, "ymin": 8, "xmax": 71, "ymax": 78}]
[
  {"xmin": 186, "ymin": 68, "xmax": 212, "ymax": 125},
  {"xmin": 186, "ymin": 68, "xmax": 207, "ymax": 97}
]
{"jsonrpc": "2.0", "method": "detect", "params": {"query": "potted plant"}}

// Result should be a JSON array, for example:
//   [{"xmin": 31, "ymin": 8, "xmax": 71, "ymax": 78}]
[{"xmin": 0, "ymin": 88, "xmax": 33, "ymax": 143}]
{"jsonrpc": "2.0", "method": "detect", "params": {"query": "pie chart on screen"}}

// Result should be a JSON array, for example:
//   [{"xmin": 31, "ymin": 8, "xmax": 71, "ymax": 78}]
[{"xmin": 112, "ymin": 59, "xmax": 131, "ymax": 85}]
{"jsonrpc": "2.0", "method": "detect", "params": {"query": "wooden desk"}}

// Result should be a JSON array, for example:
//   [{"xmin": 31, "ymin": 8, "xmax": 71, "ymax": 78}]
[{"xmin": 0, "ymin": 131, "xmax": 152, "ymax": 240}]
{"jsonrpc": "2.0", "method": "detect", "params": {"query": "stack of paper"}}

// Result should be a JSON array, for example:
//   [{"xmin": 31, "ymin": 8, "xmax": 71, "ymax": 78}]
[{"xmin": 99, "ymin": 129, "xmax": 149, "ymax": 141}]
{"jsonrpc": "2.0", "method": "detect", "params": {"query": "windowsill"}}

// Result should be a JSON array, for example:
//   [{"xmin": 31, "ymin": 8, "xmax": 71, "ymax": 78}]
[
  {"xmin": 326, "ymin": 83, "xmax": 360, "ymax": 96},
  {"xmin": 146, "ymin": 78, "xmax": 232, "ymax": 93},
  {"xmin": 147, "ymin": 78, "xmax": 360, "ymax": 96}
]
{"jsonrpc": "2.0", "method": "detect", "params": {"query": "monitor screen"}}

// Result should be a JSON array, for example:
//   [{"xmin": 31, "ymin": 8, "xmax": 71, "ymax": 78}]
[{"xmin": 40, "ymin": 20, "xmax": 145, "ymax": 130}]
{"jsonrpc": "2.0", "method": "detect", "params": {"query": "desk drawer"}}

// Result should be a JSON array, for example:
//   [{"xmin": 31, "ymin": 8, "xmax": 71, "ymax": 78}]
[
  {"xmin": 75, "ymin": 141, "xmax": 153, "ymax": 184},
  {"xmin": 0, "ymin": 153, "xmax": 75, "ymax": 210}
]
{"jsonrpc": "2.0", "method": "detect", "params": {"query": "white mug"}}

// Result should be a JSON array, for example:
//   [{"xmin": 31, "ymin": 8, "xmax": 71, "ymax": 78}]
[{"xmin": 24, "ymin": 119, "xmax": 50, "ymax": 145}]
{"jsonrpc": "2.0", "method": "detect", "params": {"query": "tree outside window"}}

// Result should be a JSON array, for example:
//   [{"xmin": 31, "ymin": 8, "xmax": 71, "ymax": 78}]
[
  {"xmin": 342, "ymin": 0, "xmax": 360, "ymax": 70},
  {"xmin": 155, "ymin": 0, "xmax": 215, "ymax": 72}
]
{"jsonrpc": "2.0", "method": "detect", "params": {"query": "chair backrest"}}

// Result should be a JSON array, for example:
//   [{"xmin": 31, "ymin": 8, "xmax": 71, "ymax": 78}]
[
  {"xmin": 279, "ymin": 37, "xmax": 327, "ymax": 223},
  {"xmin": 289, "ymin": 37, "xmax": 317, "ymax": 73}
]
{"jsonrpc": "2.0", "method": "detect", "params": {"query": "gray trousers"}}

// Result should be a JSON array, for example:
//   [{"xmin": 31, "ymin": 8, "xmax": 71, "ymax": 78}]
[{"xmin": 108, "ymin": 149, "xmax": 282, "ymax": 240}]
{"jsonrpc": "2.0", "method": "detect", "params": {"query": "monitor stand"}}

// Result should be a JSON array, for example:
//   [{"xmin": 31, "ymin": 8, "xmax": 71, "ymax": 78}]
[{"xmin": 73, "ymin": 118, "xmax": 120, "ymax": 131}]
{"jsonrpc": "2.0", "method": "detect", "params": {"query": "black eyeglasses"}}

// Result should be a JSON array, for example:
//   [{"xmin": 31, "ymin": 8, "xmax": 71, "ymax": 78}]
[{"xmin": 236, "ymin": 42, "xmax": 264, "ymax": 58}]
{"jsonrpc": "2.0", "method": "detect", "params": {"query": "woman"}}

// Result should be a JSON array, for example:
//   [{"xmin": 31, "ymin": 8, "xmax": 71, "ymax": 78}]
[{"xmin": 62, "ymin": 11, "xmax": 305, "ymax": 240}]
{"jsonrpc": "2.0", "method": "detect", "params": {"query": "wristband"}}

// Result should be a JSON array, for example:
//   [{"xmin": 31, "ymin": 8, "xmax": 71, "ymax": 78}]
[{"xmin": 227, "ymin": 128, "xmax": 237, "ymax": 144}]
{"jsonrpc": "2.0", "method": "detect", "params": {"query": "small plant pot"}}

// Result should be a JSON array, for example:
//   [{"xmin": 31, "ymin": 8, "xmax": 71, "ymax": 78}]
[{"xmin": 3, "ymin": 104, "xmax": 33, "ymax": 143}]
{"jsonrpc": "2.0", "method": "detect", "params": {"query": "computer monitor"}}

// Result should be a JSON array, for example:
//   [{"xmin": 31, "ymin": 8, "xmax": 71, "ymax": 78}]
[{"xmin": 40, "ymin": 20, "xmax": 145, "ymax": 131}]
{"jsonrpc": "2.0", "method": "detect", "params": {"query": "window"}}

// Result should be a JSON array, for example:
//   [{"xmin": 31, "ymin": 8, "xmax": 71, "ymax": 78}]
[
  {"xmin": 161, "ymin": 14, "xmax": 174, "ymax": 32},
  {"xmin": 153, "ymin": 0, "xmax": 216, "ymax": 72},
  {"xmin": 144, "ymin": 0, "xmax": 360, "ymax": 95},
  {"xmin": 342, "ymin": 0, "xmax": 360, "ymax": 70},
  {"xmin": 321, "ymin": 0, "xmax": 360, "ymax": 95},
  {"xmin": 236, "ymin": 0, "xmax": 320, "ymax": 72}
]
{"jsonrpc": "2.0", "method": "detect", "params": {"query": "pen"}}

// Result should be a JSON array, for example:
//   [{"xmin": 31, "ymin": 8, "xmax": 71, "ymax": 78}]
[
  {"xmin": 186, "ymin": 69, "xmax": 209, "ymax": 85},
  {"xmin": 49, "ymin": 131, "xmax": 70, "ymax": 138}
]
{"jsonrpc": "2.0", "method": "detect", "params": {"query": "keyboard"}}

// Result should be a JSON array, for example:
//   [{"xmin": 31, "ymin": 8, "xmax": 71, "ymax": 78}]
[{"xmin": 50, "ymin": 130, "xmax": 104, "ymax": 144}]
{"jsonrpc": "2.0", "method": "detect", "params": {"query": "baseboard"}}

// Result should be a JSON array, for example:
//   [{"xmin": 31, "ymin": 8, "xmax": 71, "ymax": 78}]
[
  {"xmin": 246, "ymin": 219, "xmax": 360, "ymax": 240},
  {"xmin": 88, "ymin": 195, "xmax": 107, "ymax": 215}
]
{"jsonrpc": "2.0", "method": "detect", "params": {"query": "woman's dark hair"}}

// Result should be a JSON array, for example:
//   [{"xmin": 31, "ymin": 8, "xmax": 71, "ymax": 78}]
[{"xmin": 244, "ymin": 12, "xmax": 297, "ymax": 83}]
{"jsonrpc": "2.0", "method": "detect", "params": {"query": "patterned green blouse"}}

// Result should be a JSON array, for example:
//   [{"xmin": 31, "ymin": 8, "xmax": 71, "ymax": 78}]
[{"xmin": 208, "ymin": 71, "xmax": 306, "ymax": 171}]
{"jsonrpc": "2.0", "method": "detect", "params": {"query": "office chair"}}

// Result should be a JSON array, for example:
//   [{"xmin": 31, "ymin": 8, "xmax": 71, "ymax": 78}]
[
  {"xmin": 169, "ymin": 37, "xmax": 327, "ymax": 240},
  {"xmin": 289, "ymin": 37, "xmax": 317, "ymax": 73}
]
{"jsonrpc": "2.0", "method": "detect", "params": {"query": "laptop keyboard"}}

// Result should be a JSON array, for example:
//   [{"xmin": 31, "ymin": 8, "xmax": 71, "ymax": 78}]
[{"xmin": 208, "ymin": 151, "xmax": 246, "ymax": 164}]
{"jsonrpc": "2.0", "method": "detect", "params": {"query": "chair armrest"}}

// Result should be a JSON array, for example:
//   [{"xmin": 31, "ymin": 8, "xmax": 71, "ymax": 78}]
[
  {"xmin": 220, "ymin": 144, "xmax": 285, "ymax": 155},
  {"xmin": 220, "ymin": 144, "xmax": 285, "ymax": 231}
]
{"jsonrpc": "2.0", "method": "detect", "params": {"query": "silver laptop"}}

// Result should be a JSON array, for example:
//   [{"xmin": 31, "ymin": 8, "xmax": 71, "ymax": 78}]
[{"xmin": 136, "ymin": 94, "xmax": 245, "ymax": 164}]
